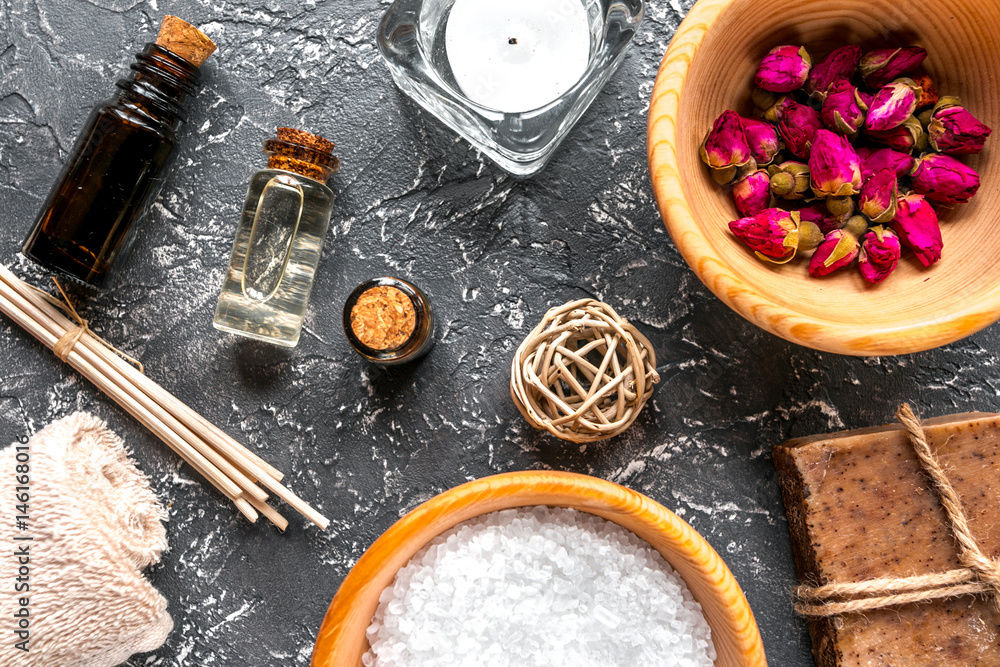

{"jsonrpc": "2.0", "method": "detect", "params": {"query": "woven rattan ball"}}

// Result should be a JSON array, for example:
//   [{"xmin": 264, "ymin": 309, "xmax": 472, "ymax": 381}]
[{"xmin": 510, "ymin": 299, "xmax": 660, "ymax": 443}]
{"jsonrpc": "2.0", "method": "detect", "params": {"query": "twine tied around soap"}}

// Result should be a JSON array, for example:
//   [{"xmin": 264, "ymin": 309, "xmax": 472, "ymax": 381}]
[
  {"xmin": 32, "ymin": 278, "xmax": 144, "ymax": 374},
  {"xmin": 510, "ymin": 299, "xmax": 659, "ymax": 443},
  {"xmin": 794, "ymin": 403, "xmax": 1000, "ymax": 617}
]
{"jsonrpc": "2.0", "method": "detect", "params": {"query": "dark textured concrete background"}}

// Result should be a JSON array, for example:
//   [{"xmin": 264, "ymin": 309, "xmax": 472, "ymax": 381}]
[{"xmin": 2, "ymin": 0, "xmax": 999, "ymax": 665}]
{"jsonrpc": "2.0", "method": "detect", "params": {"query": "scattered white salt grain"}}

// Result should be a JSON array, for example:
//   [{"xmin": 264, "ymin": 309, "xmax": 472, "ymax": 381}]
[{"xmin": 362, "ymin": 506, "xmax": 715, "ymax": 667}]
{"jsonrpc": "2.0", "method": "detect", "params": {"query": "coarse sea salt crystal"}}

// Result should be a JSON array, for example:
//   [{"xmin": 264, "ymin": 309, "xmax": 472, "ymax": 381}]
[{"xmin": 363, "ymin": 506, "xmax": 716, "ymax": 667}]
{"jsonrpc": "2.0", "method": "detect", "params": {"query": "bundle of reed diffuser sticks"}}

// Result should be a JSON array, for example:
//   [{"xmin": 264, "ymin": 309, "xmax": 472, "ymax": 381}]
[{"xmin": 0, "ymin": 264, "xmax": 328, "ymax": 531}]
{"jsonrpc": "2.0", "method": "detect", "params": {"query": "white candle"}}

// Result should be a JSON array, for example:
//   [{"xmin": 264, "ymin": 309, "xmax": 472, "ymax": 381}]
[{"xmin": 445, "ymin": 0, "xmax": 592, "ymax": 114}]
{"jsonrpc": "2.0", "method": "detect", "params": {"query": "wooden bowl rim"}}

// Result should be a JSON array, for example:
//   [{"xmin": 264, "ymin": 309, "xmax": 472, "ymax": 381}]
[
  {"xmin": 310, "ymin": 470, "xmax": 765, "ymax": 666},
  {"xmin": 646, "ymin": 0, "xmax": 1000, "ymax": 356}
]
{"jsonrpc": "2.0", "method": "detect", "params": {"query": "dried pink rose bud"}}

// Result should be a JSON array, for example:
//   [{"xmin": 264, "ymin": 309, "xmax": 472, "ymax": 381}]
[
  {"xmin": 910, "ymin": 153, "xmax": 981, "ymax": 205},
  {"xmin": 859, "ymin": 226, "xmax": 902, "ymax": 284},
  {"xmin": 729, "ymin": 209, "xmax": 802, "ymax": 263},
  {"xmin": 821, "ymin": 80, "xmax": 867, "ymax": 135},
  {"xmin": 859, "ymin": 169, "xmax": 899, "ymax": 224},
  {"xmin": 799, "ymin": 220, "xmax": 825, "ymax": 253},
  {"xmin": 797, "ymin": 203, "xmax": 845, "ymax": 235},
  {"xmin": 809, "ymin": 229, "xmax": 860, "ymax": 277},
  {"xmin": 701, "ymin": 110, "xmax": 752, "ymax": 184},
  {"xmin": 857, "ymin": 146, "xmax": 916, "ymax": 183},
  {"xmin": 891, "ymin": 193, "xmax": 942, "ymax": 267},
  {"xmin": 740, "ymin": 116, "xmax": 781, "ymax": 165},
  {"xmin": 755, "ymin": 45, "xmax": 812, "ymax": 93},
  {"xmin": 865, "ymin": 79, "xmax": 922, "ymax": 132},
  {"xmin": 751, "ymin": 87, "xmax": 777, "ymax": 111},
  {"xmin": 826, "ymin": 196, "xmax": 855, "ymax": 219},
  {"xmin": 779, "ymin": 101, "xmax": 824, "ymax": 159},
  {"xmin": 733, "ymin": 170, "xmax": 772, "ymax": 217},
  {"xmin": 760, "ymin": 95, "xmax": 796, "ymax": 124},
  {"xmin": 928, "ymin": 105, "xmax": 993, "ymax": 155},
  {"xmin": 916, "ymin": 106, "xmax": 934, "ymax": 129},
  {"xmin": 866, "ymin": 116, "xmax": 924, "ymax": 152},
  {"xmin": 860, "ymin": 47, "xmax": 927, "ymax": 89},
  {"xmin": 768, "ymin": 160, "xmax": 811, "ymax": 200},
  {"xmin": 932, "ymin": 96, "xmax": 962, "ymax": 112},
  {"xmin": 809, "ymin": 129, "xmax": 862, "ymax": 197},
  {"xmin": 926, "ymin": 96, "xmax": 963, "ymax": 125},
  {"xmin": 843, "ymin": 214, "xmax": 869, "ymax": 239},
  {"xmin": 806, "ymin": 45, "xmax": 862, "ymax": 98}
]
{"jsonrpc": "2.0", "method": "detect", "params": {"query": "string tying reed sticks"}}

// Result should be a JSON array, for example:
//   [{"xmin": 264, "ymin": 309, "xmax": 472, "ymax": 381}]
[
  {"xmin": 42, "ymin": 278, "xmax": 145, "ymax": 373},
  {"xmin": 0, "ymin": 265, "xmax": 326, "ymax": 531}
]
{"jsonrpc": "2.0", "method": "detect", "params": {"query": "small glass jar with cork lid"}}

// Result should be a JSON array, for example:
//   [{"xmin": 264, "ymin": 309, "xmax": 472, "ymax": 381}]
[
  {"xmin": 213, "ymin": 128, "xmax": 340, "ymax": 347},
  {"xmin": 343, "ymin": 278, "xmax": 435, "ymax": 365}
]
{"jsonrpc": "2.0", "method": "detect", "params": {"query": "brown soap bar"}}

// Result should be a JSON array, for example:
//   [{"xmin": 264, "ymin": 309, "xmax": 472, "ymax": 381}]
[{"xmin": 774, "ymin": 412, "xmax": 1000, "ymax": 667}]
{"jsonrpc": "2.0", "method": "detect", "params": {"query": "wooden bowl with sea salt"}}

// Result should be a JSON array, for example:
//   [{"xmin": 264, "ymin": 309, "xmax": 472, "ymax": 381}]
[
  {"xmin": 310, "ymin": 470, "xmax": 765, "ymax": 666},
  {"xmin": 648, "ymin": 0, "xmax": 1000, "ymax": 356}
]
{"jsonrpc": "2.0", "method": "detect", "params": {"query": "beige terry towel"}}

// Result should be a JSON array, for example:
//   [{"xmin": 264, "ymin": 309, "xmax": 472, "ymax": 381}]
[{"xmin": 0, "ymin": 412, "xmax": 173, "ymax": 667}]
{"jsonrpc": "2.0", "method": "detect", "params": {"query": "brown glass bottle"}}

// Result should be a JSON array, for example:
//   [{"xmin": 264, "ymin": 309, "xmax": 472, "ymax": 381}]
[{"xmin": 21, "ymin": 43, "xmax": 203, "ymax": 286}]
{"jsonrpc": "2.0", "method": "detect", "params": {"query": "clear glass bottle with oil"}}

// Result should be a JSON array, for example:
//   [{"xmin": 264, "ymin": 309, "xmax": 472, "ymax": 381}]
[{"xmin": 213, "ymin": 128, "xmax": 340, "ymax": 347}]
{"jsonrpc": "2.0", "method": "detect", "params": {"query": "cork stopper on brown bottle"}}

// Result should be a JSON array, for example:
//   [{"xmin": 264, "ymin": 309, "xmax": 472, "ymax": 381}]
[
  {"xmin": 265, "ymin": 128, "xmax": 340, "ymax": 182},
  {"xmin": 156, "ymin": 16, "xmax": 217, "ymax": 67}
]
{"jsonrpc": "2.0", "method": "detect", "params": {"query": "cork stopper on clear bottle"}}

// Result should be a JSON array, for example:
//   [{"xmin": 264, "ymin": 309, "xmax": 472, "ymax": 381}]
[{"xmin": 265, "ymin": 128, "xmax": 341, "ymax": 182}]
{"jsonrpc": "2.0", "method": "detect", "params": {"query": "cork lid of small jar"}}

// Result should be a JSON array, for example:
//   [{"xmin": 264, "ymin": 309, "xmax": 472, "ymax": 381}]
[{"xmin": 263, "ymin": 127, "xmax": 340, "ymax": 182}]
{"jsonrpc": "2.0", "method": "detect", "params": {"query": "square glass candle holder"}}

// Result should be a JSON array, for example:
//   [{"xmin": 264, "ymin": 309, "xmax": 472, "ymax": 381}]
[{"xmin": 378, "ymin": 0, "xmax": 644, "ymax": 176}]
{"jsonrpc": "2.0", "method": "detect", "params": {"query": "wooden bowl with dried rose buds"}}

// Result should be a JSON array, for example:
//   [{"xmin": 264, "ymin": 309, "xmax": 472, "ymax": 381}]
[{"xmin": 648, "ymin": 0, "xmax": 1000, "ymax": 356}]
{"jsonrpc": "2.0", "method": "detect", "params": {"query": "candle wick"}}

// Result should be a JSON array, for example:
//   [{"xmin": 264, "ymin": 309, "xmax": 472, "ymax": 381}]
[{"xmin": 508, "ymin": 37, "xmax": 517, "ymax": 45}]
